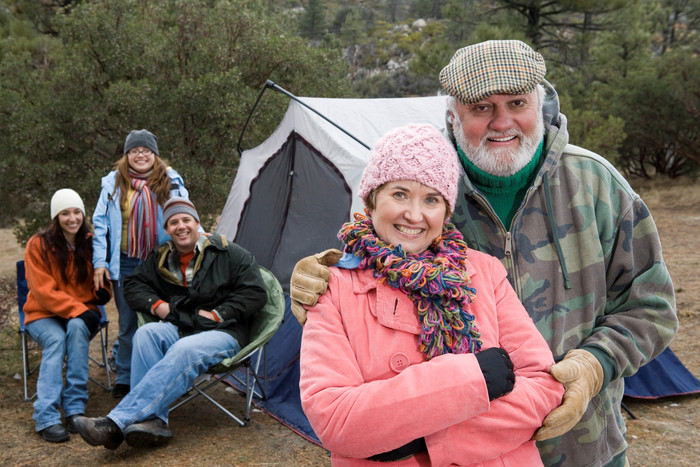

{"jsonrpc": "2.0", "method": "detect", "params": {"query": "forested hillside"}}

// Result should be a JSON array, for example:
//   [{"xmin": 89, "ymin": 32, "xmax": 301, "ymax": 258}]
[{"xmin": 0, "ymin": 0, "xmax": 697, "ymax": 240}]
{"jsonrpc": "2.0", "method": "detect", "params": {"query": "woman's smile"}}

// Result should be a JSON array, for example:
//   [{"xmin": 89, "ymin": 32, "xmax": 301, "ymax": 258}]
[{"xmin": 370, "ymin": 180, "xmax": 447, "ymax": 254}]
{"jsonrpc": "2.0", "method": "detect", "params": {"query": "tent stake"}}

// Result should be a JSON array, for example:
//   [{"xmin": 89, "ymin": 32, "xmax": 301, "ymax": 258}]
[{"xmin": 621, "ymin": 401, "xmax": 637, "ymax": 420}]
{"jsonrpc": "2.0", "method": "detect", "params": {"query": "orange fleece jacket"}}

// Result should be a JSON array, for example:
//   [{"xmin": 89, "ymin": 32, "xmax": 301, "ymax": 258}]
[{"xmin": 23, "ymin": 233, "xmax": 107, "ymax": 325}]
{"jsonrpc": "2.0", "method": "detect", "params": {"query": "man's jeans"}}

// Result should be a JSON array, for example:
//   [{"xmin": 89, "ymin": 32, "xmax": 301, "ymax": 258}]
[
  {"xmin": 111, "ymin": 254, "xmax": 142, "ymax": 385},
  {"xmin": 26, "ymin": 317, "xmax": 91, "ymax": 431},
  {"xmin": 107, "ymin": 322, "xmax": 240, "ymax": 430}
]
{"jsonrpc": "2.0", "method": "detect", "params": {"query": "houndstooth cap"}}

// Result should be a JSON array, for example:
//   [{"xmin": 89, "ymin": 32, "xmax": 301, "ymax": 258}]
[{"xmin": 439, "ymin": 40, "xmax": 546, "ymax": 104}]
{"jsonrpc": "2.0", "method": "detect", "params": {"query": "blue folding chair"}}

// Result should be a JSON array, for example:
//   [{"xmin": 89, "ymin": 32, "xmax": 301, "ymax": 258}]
[{"xmin": 17, "ymin": 260, "xmax": 113, "ymax": 402}]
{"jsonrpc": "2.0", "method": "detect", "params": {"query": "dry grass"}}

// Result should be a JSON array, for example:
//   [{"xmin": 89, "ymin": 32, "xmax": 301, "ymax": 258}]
[{"xmin": 622, "ymin": 177, "xmax": 700, "ymax": 467}]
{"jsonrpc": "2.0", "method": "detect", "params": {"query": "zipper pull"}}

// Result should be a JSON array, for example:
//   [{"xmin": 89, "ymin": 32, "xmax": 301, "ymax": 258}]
[{"xmin": 504, "ymin": 232, "xmax": 512, "ymax": 256}]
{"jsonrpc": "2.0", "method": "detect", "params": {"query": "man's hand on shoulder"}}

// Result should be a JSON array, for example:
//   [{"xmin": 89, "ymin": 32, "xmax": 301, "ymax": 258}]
[{"xmin": 290, "ymin": 249, "xmax": 343, "ymax": 325}]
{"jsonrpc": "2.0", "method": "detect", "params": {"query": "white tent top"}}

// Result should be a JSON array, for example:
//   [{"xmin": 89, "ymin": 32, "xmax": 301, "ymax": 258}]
[{"xmin": 218, "ymin": 95, "xmax": 449, "ymax": 239}]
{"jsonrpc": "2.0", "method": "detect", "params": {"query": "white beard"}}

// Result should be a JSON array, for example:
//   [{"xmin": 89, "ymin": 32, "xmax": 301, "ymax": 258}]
[{"xmin": 453, "ymin": 110, "xmax": 545, "ymax": 177}]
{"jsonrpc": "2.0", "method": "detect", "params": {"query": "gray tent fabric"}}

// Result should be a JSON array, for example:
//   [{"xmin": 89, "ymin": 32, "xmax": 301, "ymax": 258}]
[{"xmin": 232, "ymin": 133, "xmax": 350, "ymax": 291}]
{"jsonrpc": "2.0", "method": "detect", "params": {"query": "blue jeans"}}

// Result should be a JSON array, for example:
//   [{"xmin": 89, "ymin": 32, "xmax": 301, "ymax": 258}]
[
  {"xmin": 112, "ymin": 254, "xmax": 143, "ymax": 385},
  {"xmin": 26, "ymin": 317, "xmax": 91, "ymax": 431},
  {"xmin": 107, "ymin": 322, "xmax": 240, "ymax": 429}
]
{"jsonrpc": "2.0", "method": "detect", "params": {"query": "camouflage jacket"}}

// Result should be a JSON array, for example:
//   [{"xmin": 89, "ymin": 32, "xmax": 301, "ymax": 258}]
[{"xmin": 450, "ymin": 84, "xmax": 678, "ymax": 466}]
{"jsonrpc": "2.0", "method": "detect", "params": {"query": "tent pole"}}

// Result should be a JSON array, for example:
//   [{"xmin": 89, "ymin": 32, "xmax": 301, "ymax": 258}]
[
  {"xmin": 266, "ymin": 81, "xmax": 370, "ymax": 150},
  {"xmin": 237, "ymin": 80, "xmax": 371, "ymax": 155},
  {"xmin": 236, "ymin": 81, "xmax": 275, "ymax": 155}
]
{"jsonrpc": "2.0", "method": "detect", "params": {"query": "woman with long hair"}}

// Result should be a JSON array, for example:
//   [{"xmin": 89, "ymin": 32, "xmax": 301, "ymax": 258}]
[
  {"xmin": 92, "ymin": 129, "xmax": 197, "ymax": 398},
  {"xmin": 24, "ymin": 189, "xmax": 111, "ymax": 443}
]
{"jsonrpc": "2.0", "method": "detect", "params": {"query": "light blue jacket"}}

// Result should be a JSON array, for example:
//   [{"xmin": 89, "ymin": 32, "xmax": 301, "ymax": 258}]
[{"xmin": 92, "ymin": 168, "xmax": 192, "ymax": 281}]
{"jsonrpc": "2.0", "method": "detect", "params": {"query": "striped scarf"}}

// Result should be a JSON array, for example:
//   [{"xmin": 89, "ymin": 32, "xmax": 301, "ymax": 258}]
[
  {"xmin": 127, "ymin": 169, "xmax": 159, "ymax": 260},
  {"xmin": 338, "ymin": 211, "xmax": 482, "ymax": 359}
]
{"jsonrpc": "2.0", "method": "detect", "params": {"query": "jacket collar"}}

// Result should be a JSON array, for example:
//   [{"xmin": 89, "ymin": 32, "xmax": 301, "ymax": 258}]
[
  {"xmin": 349, "ymin": 257, "xmax": 479, "ymax": 335},
  {"xmin": 155, "ymin": 234, "xmax": 227, "ymax": 286}
]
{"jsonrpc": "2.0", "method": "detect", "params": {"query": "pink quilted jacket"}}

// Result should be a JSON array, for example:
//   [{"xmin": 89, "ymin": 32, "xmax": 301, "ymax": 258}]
[{"xmin": 300, "ymin": 249, "xmax": 564, "ymax": 466}]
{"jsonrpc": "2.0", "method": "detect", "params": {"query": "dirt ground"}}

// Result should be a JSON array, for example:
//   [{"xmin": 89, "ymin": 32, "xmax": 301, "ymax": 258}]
[{"xmin": 0, "ymin": 178, "xmax": 698, "ymax": 466}]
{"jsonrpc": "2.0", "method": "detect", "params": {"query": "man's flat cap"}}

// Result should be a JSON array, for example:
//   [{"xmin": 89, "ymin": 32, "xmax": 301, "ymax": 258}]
[{"xmin": 440, "ymin": 40, "xmax": 546, "ymax": 104}]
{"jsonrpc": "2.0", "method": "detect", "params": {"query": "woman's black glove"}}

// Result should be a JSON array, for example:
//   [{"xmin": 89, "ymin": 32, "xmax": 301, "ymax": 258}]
[
  {"xmin": 77, "ymin": 309, "xmax": 101, "ymax": 335},
  {"xmin": 475, "ymin": 347, "xmax": 516, "ymax": 401},
  {"xmin": 94, "ymin": 287, "xmax": 111, "ymax": 305}
]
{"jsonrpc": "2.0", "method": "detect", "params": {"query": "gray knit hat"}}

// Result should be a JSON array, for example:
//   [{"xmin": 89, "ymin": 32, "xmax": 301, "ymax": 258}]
[
  {"xmin": 440, "ymin": 40, "xmax": 546, "ymax": 104},
  {"xmin": 162, "ymin": 197, "xmax": 200, "ymax": 227},
  {"xmin": 124, "ymin": 129, "xmax": 159, "ymax": 156}
]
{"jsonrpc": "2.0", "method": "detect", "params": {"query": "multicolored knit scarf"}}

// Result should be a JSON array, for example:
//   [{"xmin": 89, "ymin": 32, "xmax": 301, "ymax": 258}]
[
  {"xmin": 338, "ymin": 211, "xmax": 482, "ymax": 359},
  {"xmin": 127, "ymin": 169, "xmax": 158, "ymax": 260}
]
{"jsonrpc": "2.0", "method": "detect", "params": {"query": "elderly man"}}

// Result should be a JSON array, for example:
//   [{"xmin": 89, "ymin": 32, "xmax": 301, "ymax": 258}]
[
  {"xmin": 74, "ymin": 197, "xmax": 267, "ymax": 449},
  {"xmin": 291, "ymin": 40, "xmax": 677, "ymax": 466}
]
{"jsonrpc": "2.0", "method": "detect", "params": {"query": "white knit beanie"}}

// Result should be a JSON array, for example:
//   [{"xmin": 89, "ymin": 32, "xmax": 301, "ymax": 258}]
[{"xmin": 50, "ymin": 189, "xmax": 85, "ymax": 220}]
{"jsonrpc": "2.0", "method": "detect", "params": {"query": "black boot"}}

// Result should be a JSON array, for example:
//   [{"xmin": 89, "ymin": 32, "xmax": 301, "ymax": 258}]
[
  {"xmin": 39, "ymin": 424, "xmax": 69, "ymax": 443},
  {"xmin": 73, "ymin": 416, "xmax": 124, "ymax": 450},
  {"xmin": 65, "ymin": 414, "xmax": 83, "ymax": 434},
  {"xmin": 124, "ymin": 418, "xmax": 174, "ymax": 448}
]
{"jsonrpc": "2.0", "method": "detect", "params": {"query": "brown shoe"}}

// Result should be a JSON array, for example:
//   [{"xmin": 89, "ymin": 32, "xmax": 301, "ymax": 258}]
[
  {"xmin": 124, "ymin": 418, "xmax": 173, "ymax": 448},
  {"xmin": 73, "ymin": 416, "xmax": 124, "ymax": 450}
]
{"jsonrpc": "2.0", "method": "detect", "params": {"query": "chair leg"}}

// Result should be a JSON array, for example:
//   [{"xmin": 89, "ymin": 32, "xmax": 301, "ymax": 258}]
[
  {"xmin": 249, "ymin": 347, "xmax": 267, "ymax": 400},
  {"xmin": 21, "ymin": 333, "xmax": 37, "ymax": 402},
  {"xmin": 170, "ymin": 374, "xmax": 248, "ymax": 426},
  {"xmin": 88, "ymin": 326, "xmax": 113, "ymax": 391},
  {"xmin": 168, "ymin": 344, "xmax": 273, "ymax": 427},
  {"xmin": 263, "ymin": 345, "xmax": 268, "ymax": 397},
  {"xmin": 170, "ymin": 375, "xmax": 214, "ymax": 412},
  {"xmin": 244, "ymin": 365, "xmax": 257, "ymax": 423},
  {"xmin": 195, "ymin": 384, "xmax": 247, "ymax": 427},
  {"xmin": 99, "ymin": 326, "xmax": 112, "ymax": 390}
]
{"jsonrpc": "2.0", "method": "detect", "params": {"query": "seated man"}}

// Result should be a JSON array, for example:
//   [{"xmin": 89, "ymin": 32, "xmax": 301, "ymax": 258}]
[{"xmin": 74, "ymin": 197, "xmax": 267, "ymax": 449}]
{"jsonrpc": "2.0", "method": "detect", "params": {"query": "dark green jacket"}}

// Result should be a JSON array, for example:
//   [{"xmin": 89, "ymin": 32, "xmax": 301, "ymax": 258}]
[{"xmin": 124, "ymin": 234, "xmax": 267, "ymax": 348}]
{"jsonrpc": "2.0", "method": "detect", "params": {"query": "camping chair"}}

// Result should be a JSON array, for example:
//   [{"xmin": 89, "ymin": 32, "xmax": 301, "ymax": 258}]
[
  {"xmin": 139, "ymin": 266, "xmax": 285, "ymax": 426},
  {"xmin": 17, "ymin": 260, "xmax": 113, "ymax": 402}
]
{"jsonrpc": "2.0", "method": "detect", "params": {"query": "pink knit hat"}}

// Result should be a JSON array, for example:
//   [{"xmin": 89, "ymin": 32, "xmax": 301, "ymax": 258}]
[{"xmin": 358, "ymin": 124, "xmax": 460, "ymax": 212}]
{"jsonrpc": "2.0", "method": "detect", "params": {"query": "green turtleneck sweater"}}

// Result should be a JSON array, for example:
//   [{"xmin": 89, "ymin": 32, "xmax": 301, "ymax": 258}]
[{"xmin": 457, "ymin": 140, "xmax": 544, "ymax": 230}]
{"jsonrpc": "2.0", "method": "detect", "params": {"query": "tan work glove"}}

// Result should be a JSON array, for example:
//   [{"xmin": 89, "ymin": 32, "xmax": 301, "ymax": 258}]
[
  {"xmin": 533, "ymin": 348, "xmax": 604, "ymax": 441},
  {"xmin": 290, "ymin": 248, "xmax": 343, "ymax": 325}
]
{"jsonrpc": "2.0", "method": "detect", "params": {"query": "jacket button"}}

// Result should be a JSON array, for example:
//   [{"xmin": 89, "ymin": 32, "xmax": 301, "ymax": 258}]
[{"xmin": 389, "ymin": 353, "xmax": 410, "ymax": 373}]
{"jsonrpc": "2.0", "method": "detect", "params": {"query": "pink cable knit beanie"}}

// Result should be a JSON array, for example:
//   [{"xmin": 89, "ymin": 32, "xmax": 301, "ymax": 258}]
[{"xmin": 358, "ymin": 124, "xmax": 460, "ymax": 212}]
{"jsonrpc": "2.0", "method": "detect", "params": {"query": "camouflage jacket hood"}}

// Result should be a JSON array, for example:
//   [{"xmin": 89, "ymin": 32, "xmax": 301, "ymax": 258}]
[{"xmin": 448, "ymin": 80, "xmax": 677, "ymax": 466}]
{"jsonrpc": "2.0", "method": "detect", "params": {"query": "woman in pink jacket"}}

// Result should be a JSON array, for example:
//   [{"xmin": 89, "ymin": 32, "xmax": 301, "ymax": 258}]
[{"xmin": 299, "ymin": 124, "xmax": 564, "ymax": 466}]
